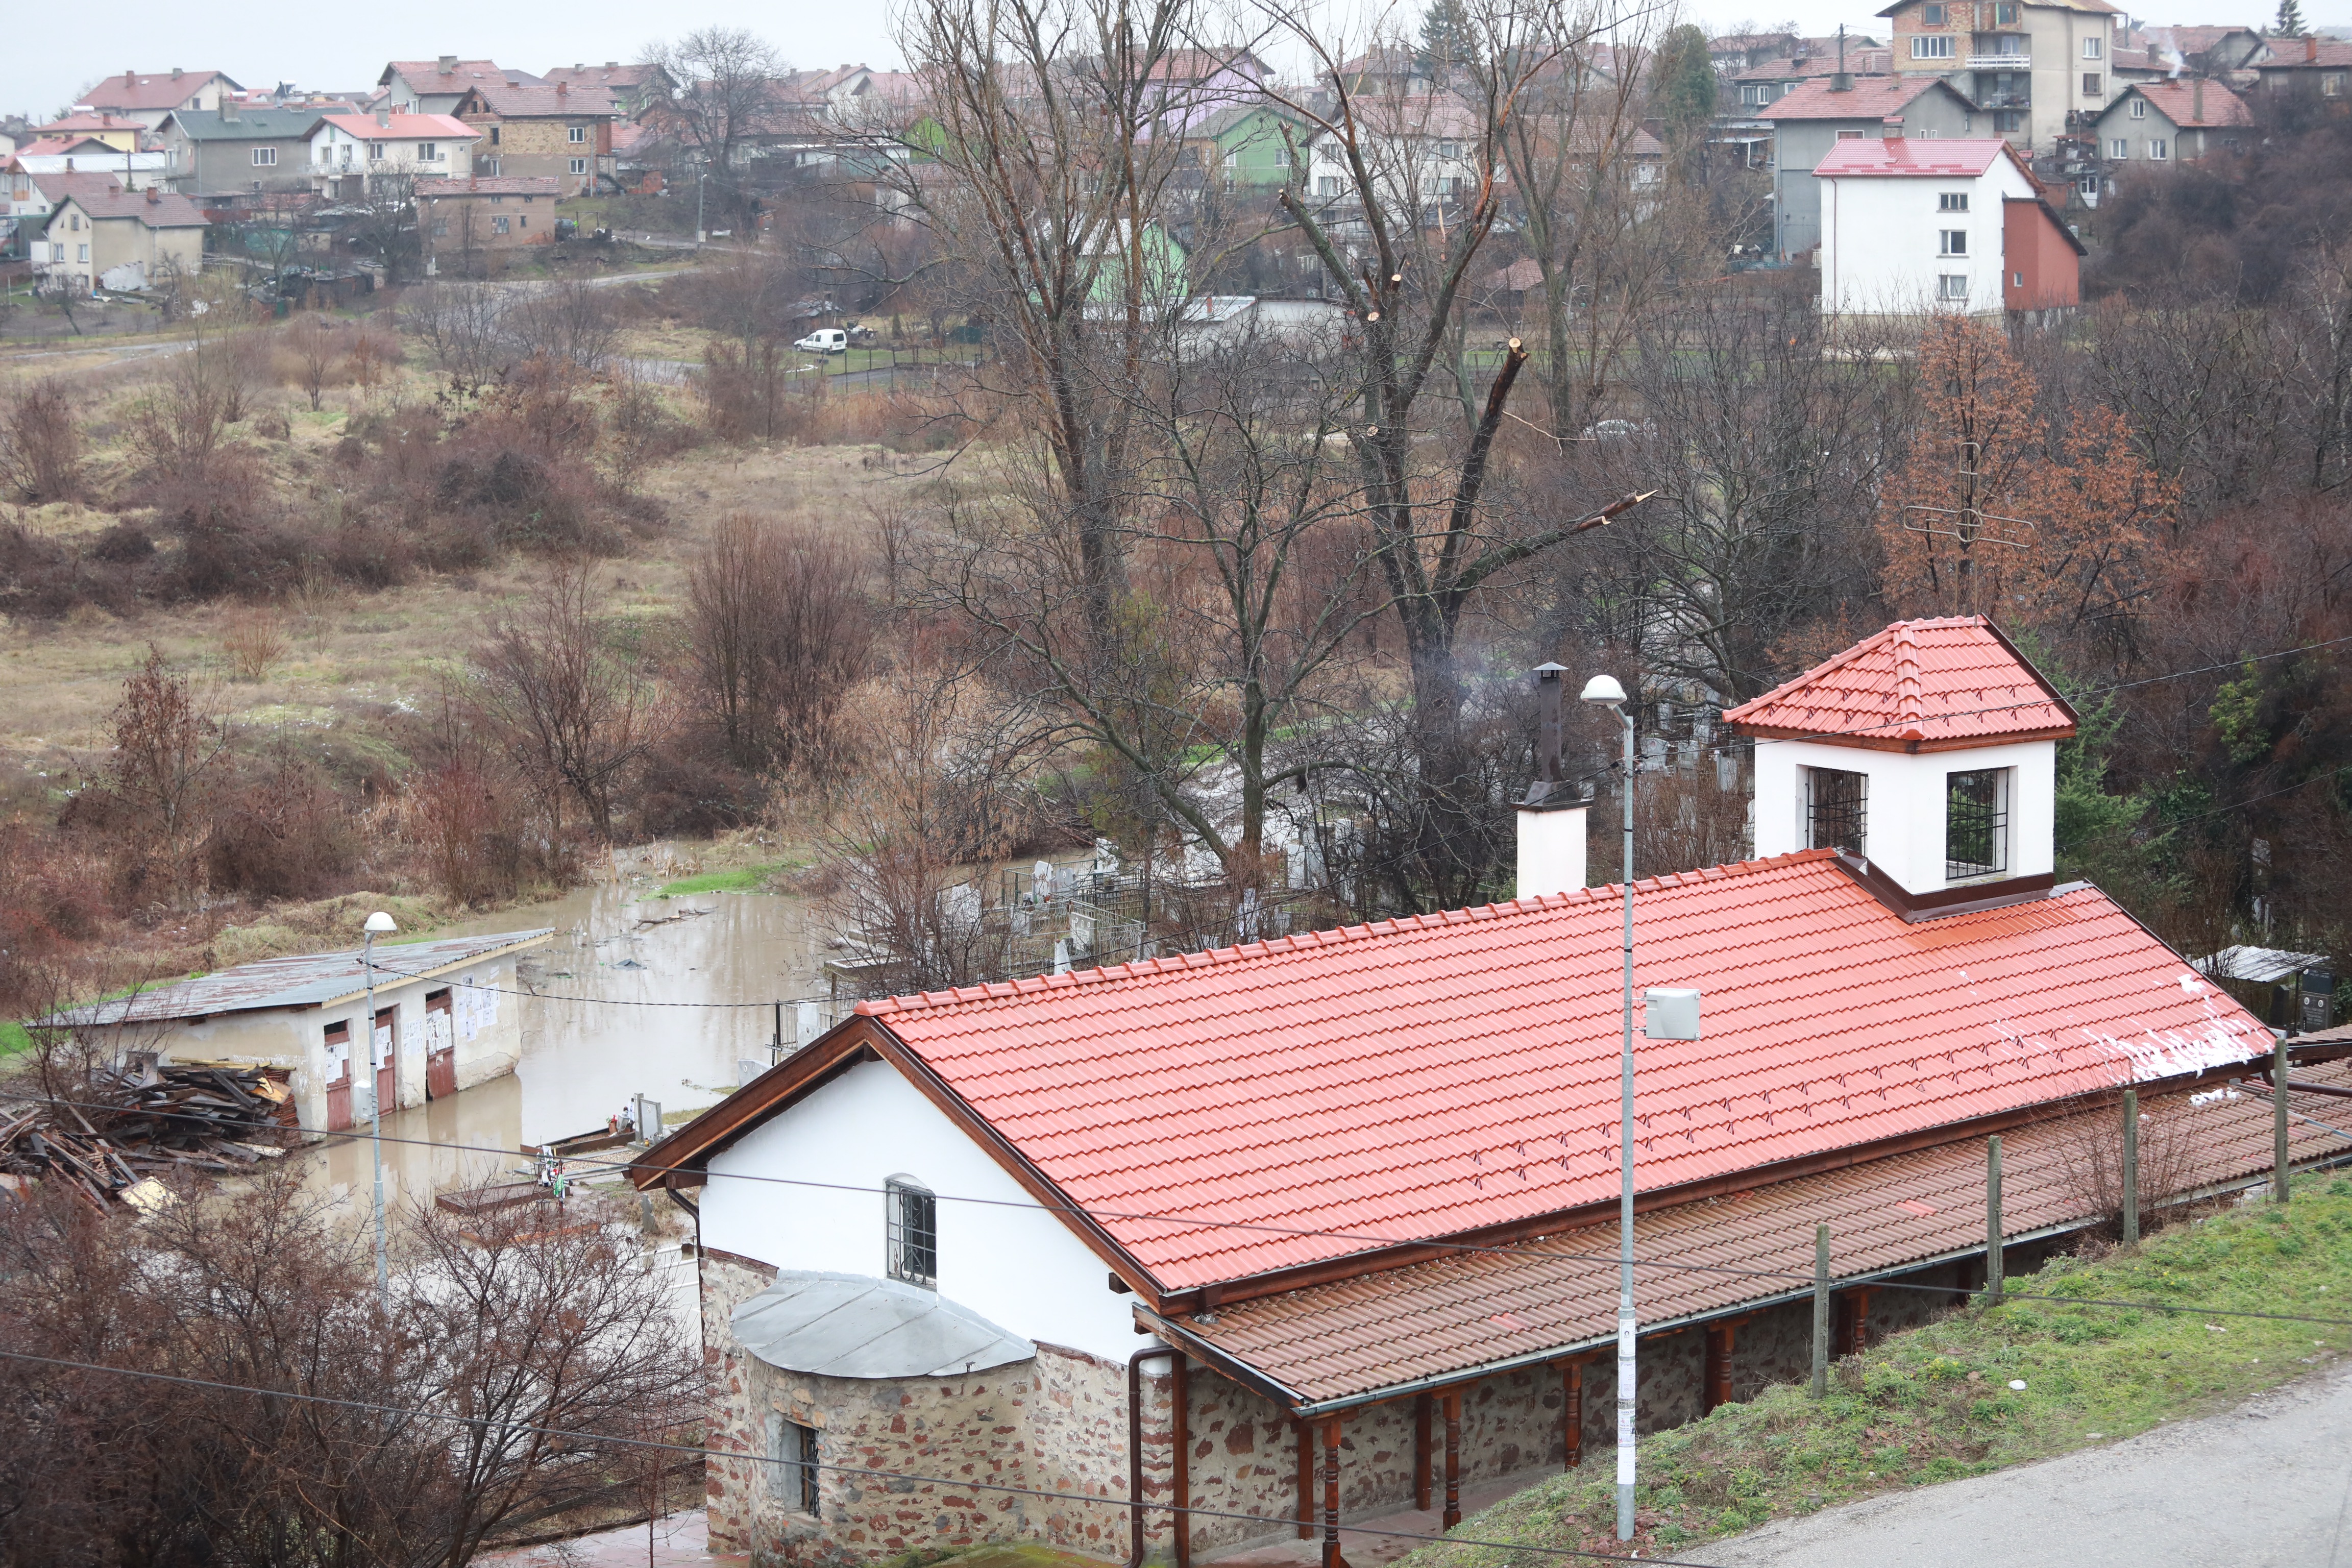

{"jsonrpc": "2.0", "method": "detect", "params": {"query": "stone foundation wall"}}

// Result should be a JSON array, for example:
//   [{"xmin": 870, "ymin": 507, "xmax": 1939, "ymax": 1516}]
[{"xmin": 702, "ymin": 1250, "xmax": 1990, "ymax": 1566}]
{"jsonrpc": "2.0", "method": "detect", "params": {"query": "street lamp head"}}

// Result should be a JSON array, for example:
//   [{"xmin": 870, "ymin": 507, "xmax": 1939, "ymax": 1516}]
[
  {"xmin": 362, "ymin": 911, "xmax": 398, "ymax": 935},
  {"xmin": 1579, "ymin": 674, "xmax": 1628, "ymax": 707}
]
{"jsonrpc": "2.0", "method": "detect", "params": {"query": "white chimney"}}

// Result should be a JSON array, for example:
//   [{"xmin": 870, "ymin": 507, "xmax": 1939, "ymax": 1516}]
[{"xmin": 1515, "ymin": 663, "xmax": 1589, "ymax": 899}]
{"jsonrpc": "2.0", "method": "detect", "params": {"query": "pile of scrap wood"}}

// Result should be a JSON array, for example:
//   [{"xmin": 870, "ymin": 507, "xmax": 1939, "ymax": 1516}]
[{"xmin": 0, "ymin": 1064, "xmax": 298, "ymax": 1211}]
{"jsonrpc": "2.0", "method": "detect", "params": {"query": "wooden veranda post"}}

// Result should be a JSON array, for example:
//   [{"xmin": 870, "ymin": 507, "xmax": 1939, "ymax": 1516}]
[
  {"xmin": 1320, "ymin": 1417, "xmax": 1345, "ymax": 1568},
  {"xmin": 1171, "ymin": 1355, "xmax": 1190, "ymax": 1568},
  {"xmin": 1413, "ymin": 1393, "xmax": 1433, "ymax": 1509},
  {"xmin": 1441, "ymin": 1388, "xmax": 1462, "ymax": 1530}
]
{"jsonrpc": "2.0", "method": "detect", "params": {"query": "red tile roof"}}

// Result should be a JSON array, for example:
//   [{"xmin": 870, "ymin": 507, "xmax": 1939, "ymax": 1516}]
[
  {"xmin": 848, "ymin": 852, "xmax": 2262, "ymax": 1291},
  {"xmin": 315, "ymin": 113, "xmax": 478, "ymax": 141},
  {"xmin": 1163, "ymin": 1059, "xmax": 2352, "ymax": 1405},
  {"xmin": 36, "ymin": 113, "xmax": 149, "ymax": 135},
  {"xmin": 1761, "ymin": 76, "xmax": 1955, "ymax": 121},
  {"xmin": 1722, "ymin": 615, "xmax": 2077, "ymax": 748},
  {"xmin": 425, "ymin": 177, "xmax": 562, "ymax": 198},
  {"xmin": 1810, "ymin": 136, "xmax": 2014, "ymax": 178},
  {"xmin": 62, "ymin": 188, "xmax": 211, "ymax": 228},
  {"xmin": 2125, "ymin": 79, "xmax": 2253, "ymax": 128},
  {"xmin": 77, "ymin": 70, "xmax": 238, "ymax": 112},
  {"xmin": 461, "ymin": 82, "xmax": 620, "ymax": 119}
]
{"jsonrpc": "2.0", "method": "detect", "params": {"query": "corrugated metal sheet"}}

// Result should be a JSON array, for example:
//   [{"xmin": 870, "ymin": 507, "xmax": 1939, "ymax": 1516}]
[
  {"xmin": 859, "ymin": 854, "xmax": 2268, "ymax": 1290},
  {"xmin": 58, "ymin": 930, "xmax": 553, "ymax": 1024},
  {"xmin": 1722, "ymin": 616, "xmax": 2076, "ymax": 745},
  {"xmin": 1157, "ymin": 1064, "xmax": 2352, "ymax": 1408}
]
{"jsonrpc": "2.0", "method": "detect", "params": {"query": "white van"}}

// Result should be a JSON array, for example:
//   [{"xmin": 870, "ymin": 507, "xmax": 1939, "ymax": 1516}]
[{"xmin": 794, "ymin": 329, "xmax": 848, "ymax": 354}]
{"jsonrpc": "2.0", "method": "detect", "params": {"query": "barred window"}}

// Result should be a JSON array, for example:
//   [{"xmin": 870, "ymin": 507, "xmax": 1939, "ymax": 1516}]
[
  {"xmin": 1806, "ymin": 768, "xmax": 1867, "ymax": 856},
  {"xmin": 1946, "ymin": 769, "xmax": 2010, "ymax": 880},
  {"xmin": 886, "ymin": 1177, "xmax": 937, "ymax": 1288},
  {"xmin": 766, "ymin": 1414, "xmax": 819, "ymax": 1513}
]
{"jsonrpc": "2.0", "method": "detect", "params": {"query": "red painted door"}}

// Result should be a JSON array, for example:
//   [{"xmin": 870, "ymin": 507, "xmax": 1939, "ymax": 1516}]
[
  {"xmin": 425, "ymin": 990, "xmax": 456, "ymax": 1100},
  {"xmin": 373, "ymin": 1007, "xmax": 397, "ymax": 1118},
  {"xmin": 324, "ymin": 1021, "xmax": 353, "ymax": 1132}
]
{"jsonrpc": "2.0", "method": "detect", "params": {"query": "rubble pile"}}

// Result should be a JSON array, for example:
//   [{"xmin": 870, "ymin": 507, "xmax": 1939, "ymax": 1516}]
[{"xmin": 0, "ymin": 1065, "xmax": 298, "ymax": 1210}]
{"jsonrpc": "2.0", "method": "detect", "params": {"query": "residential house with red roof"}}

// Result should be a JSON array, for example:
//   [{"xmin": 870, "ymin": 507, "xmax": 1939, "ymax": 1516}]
[
  {"xmin": 35, "ymin": 185, "xmax": 207, "ymax": 292},
  {"xmin": 1816, "ymin": 135, "xmax": 2084, "ymax": 315},
  {"xmin": 541, "ymin": 62, "xmax": 676, "ymax": 117},
  {"xmin": 633, "ymin": 620, "xmax": 2346, "ymax": 1567},
  {"xmin": 1761, "ymin": 75, "xmax": 1981, "ymax": 258},
  {"xmin": 452, "ymin": 79, "xmax": 617, "ymax": 195},
  {"xmin": 307, "ymin": 111, "xmax": 477, "ymax": 199},
  {"xmin": 74, "ymin": 69, "xmax": 242, "ymax": 130},
  {"xmin": 1880, "ymin": 0, "xmax": 2122, "ymax": 149},
  {"xmin": 377, "ymin": 58, "xmax": 542, "ymax": 117},
  {"xmin": 2091, "ymin": 77, "xmax": 2251, "ymax": 172},
  {"xmin": 2250, "ymin": 33, "xmax": 2352, "ymax": 108}
]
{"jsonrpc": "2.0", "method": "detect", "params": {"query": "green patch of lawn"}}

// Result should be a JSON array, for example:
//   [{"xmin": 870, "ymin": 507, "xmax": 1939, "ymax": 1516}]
[
  {"xmin": 657, "ymin": 863, "xmax": 783, "ymax": 897},
  {"xmin": 1403, "ymin": 1178, "xmax": 2352, "ymax": 1563},
  {"xmin": 0, "ymin": 1021, "xmax": 32, "ymax": 1059}
]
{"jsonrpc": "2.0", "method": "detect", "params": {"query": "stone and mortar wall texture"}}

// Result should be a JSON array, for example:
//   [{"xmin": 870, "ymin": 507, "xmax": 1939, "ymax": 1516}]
[{"xmin": 702, "ymin": 1249, "xmax": 1990, "ymax": 1566}]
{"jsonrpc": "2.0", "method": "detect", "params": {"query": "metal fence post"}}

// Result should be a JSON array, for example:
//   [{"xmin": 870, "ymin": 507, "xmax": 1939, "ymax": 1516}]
[
  {"xmin": 2121, "ymin": 1089, "xmax": 2139, "ymax": 1246},
  {"xmin": 1810, "ymin": 1223, "xmax": 1830, "ymax": 1399},
  {"xmin": 1986, "ymin": 1135, "xmax": 2004, "ymax": 1305},
  {"xmin": 2275, "ymin": 1039, "xmax": 2293, "ymax": 1204}
]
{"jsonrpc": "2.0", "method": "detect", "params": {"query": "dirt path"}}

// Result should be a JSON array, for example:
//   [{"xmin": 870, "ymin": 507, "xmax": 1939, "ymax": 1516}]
[{"xmin": 1707, "ymin": 1362, "xmax": 2352, "ymax": 1567}]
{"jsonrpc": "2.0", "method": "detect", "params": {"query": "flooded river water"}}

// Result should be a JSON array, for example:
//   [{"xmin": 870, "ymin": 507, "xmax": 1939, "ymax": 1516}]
[{"xmin": 303, "ymin": 862, "xmax": 829, "ymax": 1217}]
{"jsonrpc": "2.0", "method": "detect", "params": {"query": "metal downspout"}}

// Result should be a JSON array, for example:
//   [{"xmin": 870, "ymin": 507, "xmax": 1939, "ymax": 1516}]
[{"xmin": 1124, "ymin": 1345, "xmax": 1177, "ymax": 1568}]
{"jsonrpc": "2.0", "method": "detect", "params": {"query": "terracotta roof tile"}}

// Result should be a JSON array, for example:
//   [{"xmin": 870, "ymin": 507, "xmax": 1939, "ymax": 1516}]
[
  {"xmin": 1163, "ymin": 1061, "xmax": 2352, "ymax": 1405},
  {"xmin": 1722, "ymin": 615, "xmax": 2077, "ymax": 746},
  {"xmin": 861, "ymin": 854, "xmax": 2262, "ymax": 1290},
  {"xmin": 1810, "ymin": 137, "xmax": 2013, "ymax": 179}
]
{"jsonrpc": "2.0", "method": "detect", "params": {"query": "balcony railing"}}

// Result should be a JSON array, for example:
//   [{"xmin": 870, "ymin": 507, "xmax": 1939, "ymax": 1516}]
[
  {"xmin": 1968, "ymin": 53, "xmax": 2032, "ymax": 69},
  {"xmin": 1976, "ymin": 92, "xmax": 2032, "ymax": 109}
]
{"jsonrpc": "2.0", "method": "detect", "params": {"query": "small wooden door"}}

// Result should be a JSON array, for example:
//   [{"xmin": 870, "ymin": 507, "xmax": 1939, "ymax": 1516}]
[
  {"xmin": 425, "ymin": 989, "xmax": 456, "ymax": 1100},
  {"xmin": 373, "ymin": 1007, "xmax": 397, "ymax": 1118},
  {"xmin": 323, "ymin": 1021, "xmax": 354, "ymax": 1132}
]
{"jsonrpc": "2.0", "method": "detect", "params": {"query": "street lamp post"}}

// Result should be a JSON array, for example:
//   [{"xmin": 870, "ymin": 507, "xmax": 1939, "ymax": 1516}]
[
  {"xmin": 696, "ymin": 166, "xmax": 708, "ymax": 246},
  {"xmin": 362, "ymin": 910, "xmax": 397, "ymax": 1307},
  {"xmin": 1579, "ymin": 672, "xmax": 1637, "ymax": 1541}
]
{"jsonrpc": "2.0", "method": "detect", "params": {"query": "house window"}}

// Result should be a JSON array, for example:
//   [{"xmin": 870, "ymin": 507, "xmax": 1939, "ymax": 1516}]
[
  {"xmin": 484, "ymin": 157, "xmax": 501, "ymax": 176},
  {"xmin": 1921, "ymin": 3, "xmax": 1946, "ymax": 23},
  {"xmin": 252, "ymin": 146, "xmax": 277, "ymax": 166},
  {"xmin": 1939, "ymin": 191, "xmax": 1968, "ymax": 211},
  {"xmin": 78, "ymin": 243, "xmax": 90, "ymax": 263},
  {"xmin": 489, "ymin": 124, "xmax": 502, "ymax": 143},
  {"xmin": 1805, "ymin": 768, "xmax": 1867, "ymax": 855},
  {"xmin": 765, "ymin": 1414, "xmax": 820, "ymax": 1514},
  {"xmin": 2109, "ymin": 137, "xmax": 2129, "ymax": 158},
  {"xmin": 2327, "ymin": 73, "xmax": 2346, "ymax": 97},
  {"xmin": 1940, "ymin": 228, "xmax": 1968, "ymax": 255},
  {"xmin": 1945, "ymin": 769, "xmax": 2010, "ymax": 880},
  {"xmin": 569, "ymin": 157, "xmax": 588, "ymax": 175},
  {"xmin": 2082, "ymin": 36, "xmax": 2103, "ymax": 60},
  {"xmin": 1994, "ymin": 2, "xmax": 2020, "ymax": 21},
  {"xmin": 69, "ymin": 213, "xmax": 81, "ymax": 230},
  {"xmin": 1837, "ymin": 128, "xmax": 1864, "ymax": 138},
  {"xmin": 1912, "ymin": 36, "xmax": 1955, "ymax": 59},
  {"xmin": 1273, "ymin": 146, "xmax": 1291, "ymax": 168},
  {"xmin": 2013, "ymin": 270, "xmax": 2024, "ymax": 286},
  {"xmin": 367, "ymin": 141, "xmax": 385, "ymax": 160},
  {"xmin": 886, "ymin": 1177, "xmax": 937, "ymax": 1288},
  {"xmin": 2149, "ymin": 138, "xmax": 2168, "ymax": 160},
  {"xmin": 2082, "ymin": 74, "xmax": 2101, "ymax": 95},
  {"xmin": 1994, "ymin": 110, "xmax": 2024, "ymax": 134},
  {"xmin": 432, "ymin": 219, "xmax": 448, "ymax": 236},
  {"xmin": 2129, "ymin": 97, "xmax": 2146, "ymax": 119},
  {"xmin": 568, "ymin": 124, "xmax": 587, "ymax": 143},
  {"xmin": 1938, "ymin": 273, "xmax": 1970, "ymax": 300},
  {"xmin": 492, "ymin": 215, "xmax": 509, "ymax": 235},
  {"xmin": 418, "ymin": 142, "xmax": 437, "ymax": 161}
]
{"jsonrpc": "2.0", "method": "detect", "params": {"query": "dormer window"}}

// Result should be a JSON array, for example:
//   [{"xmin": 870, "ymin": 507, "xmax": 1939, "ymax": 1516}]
[
  {"xmin": 1806, "ymin": 767, "xmax": 1867, "ymax": 855},
  {"xmin": 1946, "ymin": 769, "xmax": 2010, "ymax": 880},
  {"xmin": 886, "ymin": 1177, "xmax": 937, "ymax": 1288}
]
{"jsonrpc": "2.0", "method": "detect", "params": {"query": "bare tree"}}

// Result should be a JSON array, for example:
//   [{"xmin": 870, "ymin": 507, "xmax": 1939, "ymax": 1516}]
[
  {"xmin": 644, "ymin": 27, "xmax": 789, "ymax": 224},
  {"xmin": 403, "ymin": 282, "xmax": 510, "ymax": 394},
  {"xmin": 502, "ymin": 278, "xmax": 623, "ymax": 372},
  {"xmin": 685, "ymin": 511, "xmax": 872, "ymax": 770},
  {"xmin": 288, "ymin": 313, "xmax": 345, "ymax": 411},
  {"xmin": 89, "ymin": 645, "xmax": 230, "ymax": 907},
  {"xmin": 470, "ymin": 560, "xmax": 666, "ymax": 841},
  {"xmin": 0, "ymin": 379, "xmax": 85, "ymax": 503}
]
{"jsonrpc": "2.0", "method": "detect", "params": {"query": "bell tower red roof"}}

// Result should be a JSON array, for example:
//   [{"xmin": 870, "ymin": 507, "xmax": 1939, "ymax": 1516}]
[{"xmin": 1723, "ymin": 616, "xmax": 2078, "ymax": 751}]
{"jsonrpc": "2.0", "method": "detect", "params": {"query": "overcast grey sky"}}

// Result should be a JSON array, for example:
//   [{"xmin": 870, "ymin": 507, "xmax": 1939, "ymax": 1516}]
[{"xmin": 6, "ymin": 0, "xmax": 2339, "ymax": 123}]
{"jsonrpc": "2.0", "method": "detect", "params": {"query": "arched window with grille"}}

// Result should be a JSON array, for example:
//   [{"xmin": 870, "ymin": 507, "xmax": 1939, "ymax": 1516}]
[{"xmin": 886, "ymin": 1176, "xmax": 937, "ymax": 1288}]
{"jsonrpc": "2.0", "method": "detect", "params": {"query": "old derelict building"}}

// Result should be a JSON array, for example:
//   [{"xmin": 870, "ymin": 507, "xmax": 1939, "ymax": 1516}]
[{"xmin": 634, "ymin": 619, "xmax": 2351, "ymax": 1566}]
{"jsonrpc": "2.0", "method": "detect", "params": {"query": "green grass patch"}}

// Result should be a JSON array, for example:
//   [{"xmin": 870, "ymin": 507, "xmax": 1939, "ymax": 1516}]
[
  {"xmin": 0, "ymin": 1021, "xmax": 33, "ymax": 1059},
  {"xmin": 657, "ymin": 863, "xmax": 782, "ymax": 897},
  {"xmin": 1404, "ymin": 1178, "xmax": 2352, "ymax": 1562}
]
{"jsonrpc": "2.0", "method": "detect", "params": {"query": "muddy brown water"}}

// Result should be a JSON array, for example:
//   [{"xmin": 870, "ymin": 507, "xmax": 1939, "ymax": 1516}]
[{"xmin": 303, "ymin": 863, "xmax": 827, "ymax": 1218}]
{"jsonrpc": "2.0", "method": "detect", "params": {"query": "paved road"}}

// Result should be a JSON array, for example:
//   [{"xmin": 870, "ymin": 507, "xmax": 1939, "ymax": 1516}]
[{"xmin": 1707, "ymin": 1363, "xmax": 2352, "ymax": 1568}]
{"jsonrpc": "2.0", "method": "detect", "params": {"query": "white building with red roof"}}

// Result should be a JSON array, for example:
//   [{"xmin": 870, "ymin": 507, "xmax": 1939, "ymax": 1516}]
[
  {"xmin": 634, "ymin": 620, "xmax": 2346, "ymax": 1568},
  {"xmin": 305, "ymin": 111, "xmax": 479, "ymax": 197},
  {"xmin": 1816, "ymin": 135, "xmax": 2084, "ymax": 315}
]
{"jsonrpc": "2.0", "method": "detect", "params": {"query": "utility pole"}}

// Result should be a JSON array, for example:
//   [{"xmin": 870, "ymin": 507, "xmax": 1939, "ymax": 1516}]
[
  {"xmin": 362, "ymin": 910, "xmax": 397, "ymax": 1307},
  {"xmin": 1581, "ymin": 671, "xmax": 1637, "ymax": 1542}
]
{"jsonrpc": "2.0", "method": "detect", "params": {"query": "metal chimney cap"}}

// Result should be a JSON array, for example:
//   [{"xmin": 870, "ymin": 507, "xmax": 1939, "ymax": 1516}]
[
  {"xmin": 1533, "ymin": 661, "xmax": 1569, "ymax": 678},
  {"xmin": 1579, "ymin": 674, "xmax": 1628, "ymax": 705}
]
